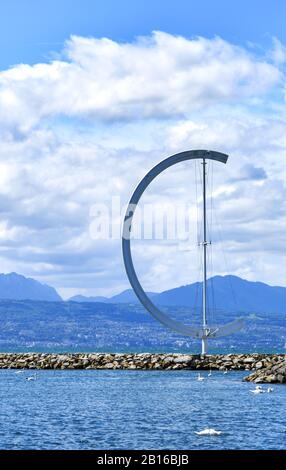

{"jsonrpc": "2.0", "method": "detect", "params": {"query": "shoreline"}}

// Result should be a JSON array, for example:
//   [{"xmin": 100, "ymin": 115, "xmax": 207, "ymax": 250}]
[
  {"xmin": 0, "ymin": 352, "xmax": 283, "ymax": 368},
  {"xmin": 0, "ymin": 352, "xmax": 285, "ymax": 383}
]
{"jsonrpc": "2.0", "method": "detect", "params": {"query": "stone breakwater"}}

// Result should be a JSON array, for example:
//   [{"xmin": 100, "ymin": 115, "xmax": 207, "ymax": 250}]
[
  {"xmin": 244, "ymin": 358, "xmax": 286, "ymax": 384},
  {"xmin": 0, "ymin": 353, "xmax": 284, "ymax": 378}
]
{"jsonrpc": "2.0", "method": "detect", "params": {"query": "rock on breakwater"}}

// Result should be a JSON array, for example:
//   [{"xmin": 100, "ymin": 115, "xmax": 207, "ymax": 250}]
[
  {"xmin": 0, "ymin": 353, "xmax": 284, "ymax": 377},
  {"xmin": 244, "ymin": 358, "xmax": 286, "ymax": 384}
]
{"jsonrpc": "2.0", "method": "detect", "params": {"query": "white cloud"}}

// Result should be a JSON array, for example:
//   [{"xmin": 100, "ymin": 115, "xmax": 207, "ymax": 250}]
[
  {"xmin": 2, "ymin": 113, "xmax": 286, "ymax": 297},
  {"xmin": 269, "ymin": 37, "xmax": 286, "ymax": 65},
  {"xmin": 0, "ymin": 32, "xmax": 286, "ymax": 296},
  {"xmin": 0, "ymin": 32, "xmax": 282, "ymax": 135}
]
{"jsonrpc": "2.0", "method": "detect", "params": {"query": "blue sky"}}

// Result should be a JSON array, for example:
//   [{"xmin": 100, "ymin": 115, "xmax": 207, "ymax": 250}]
[
  {"xmin": 1, "ymin": 1, "xmax": 286, "ymax": 298},
  {"xmin": 1, "ymin": 0, "xmax": 286, "ymax": 69}
]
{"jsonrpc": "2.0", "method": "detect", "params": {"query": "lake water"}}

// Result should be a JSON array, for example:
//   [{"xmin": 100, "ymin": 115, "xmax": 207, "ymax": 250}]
[{"xmin": 0, "ymin": 370, "xmax": 285, "ymax": 450}]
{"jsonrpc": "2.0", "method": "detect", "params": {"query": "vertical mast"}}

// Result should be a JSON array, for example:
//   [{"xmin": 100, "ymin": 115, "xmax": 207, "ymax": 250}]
[{"xmin": 202, "ymin": 157, "xmax": 208, "ymax": 355}]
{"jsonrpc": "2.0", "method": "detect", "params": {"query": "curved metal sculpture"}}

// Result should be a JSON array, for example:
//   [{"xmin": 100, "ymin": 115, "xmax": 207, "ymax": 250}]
[{"xmin": 122, "ymin": 150, "xmax": 244, "ymax": 352}]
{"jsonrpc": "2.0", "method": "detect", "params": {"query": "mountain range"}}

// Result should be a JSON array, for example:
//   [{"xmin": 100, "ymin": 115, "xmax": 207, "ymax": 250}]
[
  {"xmin": 0, "ymin": 272, "xmax": 61, "ymax": 301},
  {"xmin": 70, "ymin": 275, "xmax": 286, "ymax": 315},
  {"xmin": 0, "ymin": 272, "xmax": 285, "ymax": 353},
  {"xmin": 69, "ymin": 290, "xmax": 157, "ymax": 304},
  {"xmin": 1, "ymin": 271, "xmax": 286, "ymax": 315}
]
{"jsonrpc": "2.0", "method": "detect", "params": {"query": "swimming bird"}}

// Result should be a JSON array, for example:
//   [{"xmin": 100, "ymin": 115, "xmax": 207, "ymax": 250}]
[
  {"xmin": 250, "ymin": 385, "xmax": 265, "ymax": 394},
  {"xmin": 26, "ymin": 373, "xmax": 37, "ymax": 381},
  {"xmin": 197, "ymin": 373, "xmax": 205, "ymax": 381},
  {"xmin": 267, "ymin": 387, "xmax": 274, "ymax": 393},
  {"xmin": 223, "ymin": 369, "xmax": 228, "ymax": 374},
  {"xmin": 195, "ymin": 428, "xmax": 222, "ymax": 436},
  {"xmin": 208, "ymin": 369, "xmax": 212, "ymax": 377}
]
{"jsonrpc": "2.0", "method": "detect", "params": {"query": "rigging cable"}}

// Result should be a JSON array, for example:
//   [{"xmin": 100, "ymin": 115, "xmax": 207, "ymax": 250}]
[
  {"xmin": 209, "ymin": 161, "xmax": 216, "ymax": 325},
  {"xmin": 193, "ymin": 160, "xmax": 201, "ymax": 323}
]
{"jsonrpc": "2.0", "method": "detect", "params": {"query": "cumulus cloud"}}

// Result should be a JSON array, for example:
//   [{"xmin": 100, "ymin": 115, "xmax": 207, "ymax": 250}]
[
  {"xmin": 0, "ymin": 32, "xmax": 282, "ymax": 135},
  {"xmin": 0, "ymin": 128, "xmax": 157, "ymax": 296},
  {"xmin": 1, "ymin": 32, "xmax": 286, "ymax": 296},
  {"xmin": 269, "ymin": 37, "xmax": 286, "ymax": 65},
  {"xmin": 165, "ymin": 114, "xmax": 286, "ymax": 174},
  {"xmin": 231, "ymin": 164, "xmax": 267, "ymax": 181},
  {"xmin": 2, "ymin": 114, "xmax": 286, "ymax": 297}
]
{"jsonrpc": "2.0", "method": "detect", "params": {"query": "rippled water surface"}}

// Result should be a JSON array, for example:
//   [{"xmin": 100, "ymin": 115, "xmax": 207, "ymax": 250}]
[{"xmin": 0, "ymin": 370, "xmax": 285, "ymax": 450}]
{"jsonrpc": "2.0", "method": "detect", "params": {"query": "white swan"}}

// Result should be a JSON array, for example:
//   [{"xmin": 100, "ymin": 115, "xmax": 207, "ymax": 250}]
[
  {"xmin": 250, "ymin": 385, "xmax": 265, "ymax": 394},
  {"xmin": 26, "ymin": 373, "xmax": 37, "ymax": 381},
  {"xmin": 208, "ymin": 370, "xmax": 212, "ymax": 377},
  {"xmin": 195, "ymin": 428, "xmax": 222, "ymax": 436},
  {"xmin": 223, "ymin": 369, "xmax": 228, "ymax": 374},
  {"xmin": 267, "ymin": 387, "xmax": 274, "ymax": 393},
  {"xmin": 197, "ymin": 373, "xmax": 205, "ymax": 381}
]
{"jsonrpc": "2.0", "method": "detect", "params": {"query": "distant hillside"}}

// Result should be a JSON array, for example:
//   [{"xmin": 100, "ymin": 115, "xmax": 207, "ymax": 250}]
[
  {"xmin": 0, "ymin": 274, "xmax": 285, "ymax": 353},
  {"xmin": 0, "ymin": 298, "xmax": 284, "ymax": 353},
  {"xmin": 69, "ymin": 275, "xmax": 286, "ymax": 315},
  {"xmin": 154, "ymin": 275, "xmax": 286, "ymax": 313},
  {"xmin": 70, "ymin": 289, "xmax": 157, "ymax": 304},
  {"xmin": 3, "ymin": 272, "xmax": 286, "ymax": 315},
  {"xmin": 0, "ymin": 273, "xmax": 62, "ymax": 301},
  {"xmin": 109, "ymin": 289, "xmax": 157, "ymax": 303}
]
